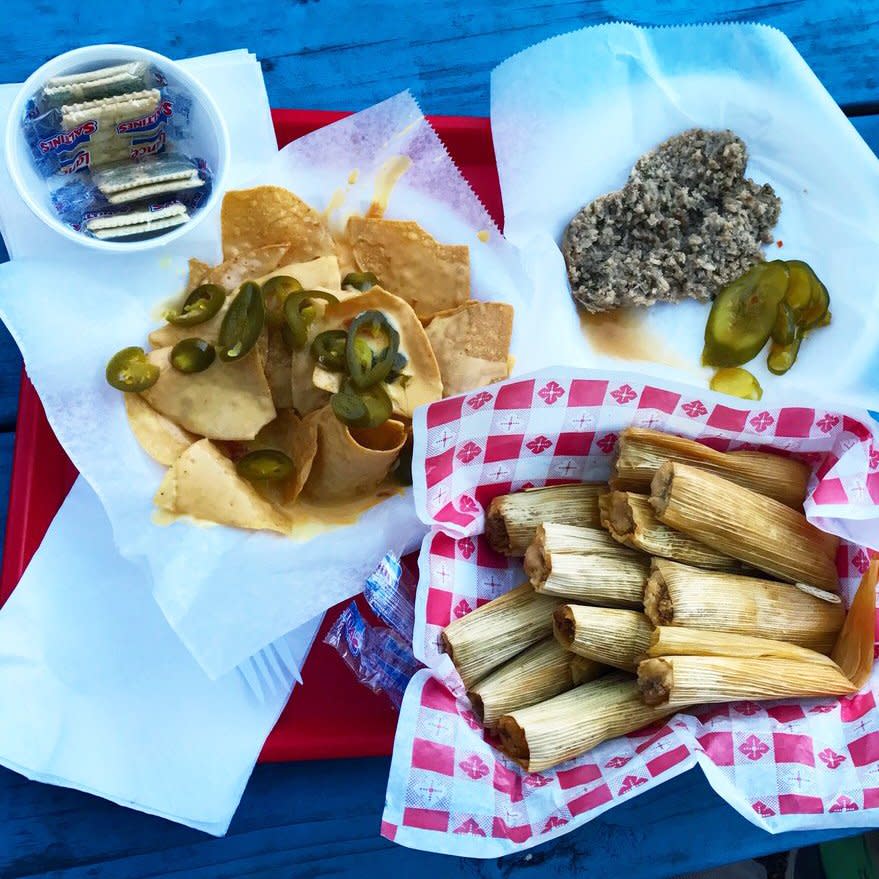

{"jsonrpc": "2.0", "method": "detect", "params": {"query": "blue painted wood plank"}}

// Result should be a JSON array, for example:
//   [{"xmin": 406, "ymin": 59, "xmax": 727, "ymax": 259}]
[
  {"xmin": 0, "ymin": 0, "xmax": 876, "ymax": 116},
  {"xmin": 0, "ymin": 759, "xmax": 860, "ymax": 879}
]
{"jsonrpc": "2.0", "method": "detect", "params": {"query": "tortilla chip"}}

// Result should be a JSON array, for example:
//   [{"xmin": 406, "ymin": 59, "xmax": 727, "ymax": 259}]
[
  {"xmin": 185, "ymin": 258, "xmax": 211, "ymax": 294},
  {"xmin": 311, "ymin": 286, "xmax": 443, "ymax": 419},
  {"xmin": 292, "ymin": 345, "xmax": 331, "ymax": 415},
  {"xmin": 425, "ymin": 300, "xmax": 514, "ymax": 396},
  {"xmin": 832, "ymin": 558, "xmax": 878, "ymax": 689},
  {"xmin": 222, "ymin": 186, "xmax": 334, "ymax": 265},
  {"xmin": 264, "ymin": 327, "xmax": 294, "ymax": 409},
  {"xmin": 348, "ymin": 217, "xmax": 470, "ymax": 319},
  {"xmin": 125, "ymin": 393, "xmax": 197, "ymax": 466},
  {"xmin": 248, "ymin": 410, "xmax": 319, "ymax": 504},
  {"xmin": 304, "ymin": 405, "xmax": 407, "ymax": 501},
  {"xmin": 141, "ymin": 347, "xmax": 275, "ymax": 441},
  {"xmin": 256, "ymin": 255, "xmax": 342, "ymax": 291},
  {"xmin": 155, "ymin": 438, "xmax": 290, "ymax": 533},
  {"xmin": 205, "ymin": 243, "xmax": 289, "ymax": 290}
]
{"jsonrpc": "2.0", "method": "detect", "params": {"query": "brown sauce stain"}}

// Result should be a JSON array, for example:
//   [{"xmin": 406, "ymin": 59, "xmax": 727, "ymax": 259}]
[{"xmin": 579, "ymin": 307, "xmax": 687, "ymax": 368}]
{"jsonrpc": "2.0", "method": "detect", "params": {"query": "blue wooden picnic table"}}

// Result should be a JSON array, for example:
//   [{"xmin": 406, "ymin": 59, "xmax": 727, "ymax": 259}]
[{"xmin": 1, "ymin": 1, "xmax": 878, "ymax": 876}]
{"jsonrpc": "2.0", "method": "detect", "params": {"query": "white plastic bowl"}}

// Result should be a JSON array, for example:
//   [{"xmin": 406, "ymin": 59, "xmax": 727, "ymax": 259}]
[{"xmin": 4, "ymin": 44, "xmax": 230, "ymax": 252}]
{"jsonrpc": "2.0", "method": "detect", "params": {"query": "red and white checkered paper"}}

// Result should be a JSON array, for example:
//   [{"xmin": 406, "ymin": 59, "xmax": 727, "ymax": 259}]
[{"xmin": 381, "ymin": 368, "xmax": 879, "ymax": 858}]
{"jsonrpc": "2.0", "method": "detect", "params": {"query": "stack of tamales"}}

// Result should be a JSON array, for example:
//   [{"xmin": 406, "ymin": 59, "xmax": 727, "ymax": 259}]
[{"xmin": 441, "ymin": 427, "xmax": 877, "ymax": 772}]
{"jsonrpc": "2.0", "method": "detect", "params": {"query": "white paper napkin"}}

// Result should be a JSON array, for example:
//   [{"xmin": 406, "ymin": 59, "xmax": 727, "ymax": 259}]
[
  {"xmin": 0, "ymin": 88, "xmax": 531, "ymax": 679},
  {"xmin": 490, "ymin": 23, "xmax": 879, "ymax": 410},
  {"xmin": 0, "ymin": 477, "xmax": 320, "ymax": 835}
]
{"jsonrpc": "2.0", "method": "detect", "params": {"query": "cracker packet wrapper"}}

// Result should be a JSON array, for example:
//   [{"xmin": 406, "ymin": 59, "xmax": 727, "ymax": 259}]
[
  {"xmin": 0, "ymin": 91, "xmax": 532, "ymax": 679},
  {"xmin": 381, "ymin": 368, "xmax": 879, "ymax": 858}
]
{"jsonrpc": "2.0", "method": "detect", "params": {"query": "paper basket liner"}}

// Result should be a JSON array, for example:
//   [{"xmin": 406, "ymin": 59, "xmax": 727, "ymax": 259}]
[{"xmin": 382, "ymin": 367, "xmax": 879, "ymax": 858}]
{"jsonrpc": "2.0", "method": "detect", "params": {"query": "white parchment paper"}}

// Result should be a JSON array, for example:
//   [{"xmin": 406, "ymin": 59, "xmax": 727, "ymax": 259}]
[
  {"xmin": 491, "ymin": 23, "xmax": 879, "ymax": 411},
  {"xmin": 0, "ymin": 90, "xmax": 532, "ymax": 679}
]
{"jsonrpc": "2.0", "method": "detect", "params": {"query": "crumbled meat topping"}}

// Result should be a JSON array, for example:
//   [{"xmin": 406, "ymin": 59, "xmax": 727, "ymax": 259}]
[{"xmin": 562, "ymin": 129, "xmax": 781, "ymax": 312}]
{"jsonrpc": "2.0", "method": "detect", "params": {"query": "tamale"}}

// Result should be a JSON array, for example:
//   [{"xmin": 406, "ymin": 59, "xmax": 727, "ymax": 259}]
[
  {"xmin": 485, "ymin": 483, "xmax": 605, "ymax": 555},
  {"xmin": 644, "ymin": 558, "xmax": 844, "ymax": 653},
  {"xmin": 441, "ymin": 583, "xmax": 563, "ymax": 688},
  {"xmin": 650, "ymin": 462, "xmax": 839, "ymax": 591},
  {"xmin": 496, "ymin": 674, "xmax": 677, "ymax": 772},
  {"xmin": 611, "ymin": 427, "xmax": 810, "ymax": 509},
  {"xmin": 553, "ymin": 605, "xmax": 653, "ymax": 671},
  {"xmin": 570, "ymin": 654, "xmax": 606, "ymax": 686},
  {"xmin": 467, "ymin": 638, "xmax": 577, "ymax": 727},
  {"xmin": 648, "ymin": 627, "xmax": 842, "ymax": 668},
  {"xmin": 601, "ymin": 490, "xmax": 739, "ymax": 571},
  {"xmin": 832, "ymin": 558, "xmax": 878, "ymax": 689},
  {"xmin": 638, "ymin": 655, "xmax": 856, "ymax": 708},
  {"xmin": 525, "ymin": 523, "xmax": 648, "ymax": 607}
]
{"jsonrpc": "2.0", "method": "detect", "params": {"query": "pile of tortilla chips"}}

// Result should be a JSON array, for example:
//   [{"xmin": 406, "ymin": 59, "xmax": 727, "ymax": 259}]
[{"xmin": 122, "ymin": 185, "xmax": 515, "ymax": 534}]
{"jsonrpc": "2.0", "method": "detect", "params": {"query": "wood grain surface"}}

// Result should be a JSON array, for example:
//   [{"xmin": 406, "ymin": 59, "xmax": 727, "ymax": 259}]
[{"xmin": 0, "ymin": 3, "xmax": 876, "ymax": 876}]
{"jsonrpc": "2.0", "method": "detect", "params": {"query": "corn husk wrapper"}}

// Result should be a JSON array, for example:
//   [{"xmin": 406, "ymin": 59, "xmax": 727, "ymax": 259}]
[
  {"xmin": 496, "ymin": 674, "xmax": 677, "ymax": 772},
  {"xmin": 525, "ymin": 523, "xmax": 647, "ymax": 607},
  {"xmin": 644, "ymin": 558, "xmax": 844, "ymax": 653},
  {"xmin": 466, "ymin": 638, "xmax": 576, "ymax": 727},
  {"xmin": 485, "ymin": 483, "xmax": 605, "ymax": 556},
  {"xmin": 155, "ymin": 438, "xmax": 290, "ymax": 534},
  {"xmin": 650, "ymin": 462, "xmax": 839, "ymax": 592},
  {"xmin": 141, "ymin": 347, "xmax": 276, "ymax": 442},
  {"xmin": 648, "ymin": 627, "xmax": 842, "ymax": 668},
  {"xmin": 303, "ymin": 405, "xmax": 406, "ymax": 501},
  {"xmin": 612, "ymin": 427, "xmax": 810, "ymax": 509},
  {"xmin": 832, "ymin": 558, "xmax": 879, "ymax": 689},
  {"xmin": 570, "ymin": 654, "xmax": 606, "ymax": 686},
  {"xmin": 601, "ymin": 490, "xmax": 738, "ymax": 571},
  {"xmin": 441, "ymin": 583, "xmax": 563, "ymax": 688},
  {"xmin": 638, "ymin": 655, "xmax": 856, "ymax": 708},
  {"xmin": 553, "ymin": 604, "xmax": 652, "ymax": 671}
]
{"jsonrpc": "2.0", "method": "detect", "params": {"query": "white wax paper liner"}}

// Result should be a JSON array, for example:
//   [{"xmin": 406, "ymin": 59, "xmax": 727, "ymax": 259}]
[
  {"xmin": 490, "ymin": 22, "xmax": 879, "ymax": 410},
  {"xmin": 381, "ymin": 367, "xmax": 879, "ymax": 858},
  {"xmin": 0, "ymin": 90, "xmax": 533, "ymax": 679}
]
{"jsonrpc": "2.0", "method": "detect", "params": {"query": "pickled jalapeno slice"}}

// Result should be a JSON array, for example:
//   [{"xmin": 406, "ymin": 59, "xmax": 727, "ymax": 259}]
[
  {"xmin": 170, "ymin": 338, "xmax": 216, "ymax": 374},
  {"xmin": 311, "ymin": 329, "xmax": 348, "ymax": 371},
  {"xmin": 346, "ymin": 310, "xmax": 399, "ymax": 389},
  {"xmin": 166, "ymin": 284, "xmax": 225, "ymax": 327},
  {"xmin": 105, "ymin": 346, "xmax": 160, "ymax": 392},
  {"xmin": 236, "ymin": 449, "xmax": 295, "ymax": 482},
  {"xmin": 283, "ymin": 290, "xmax": 339, "ymax": 349},
  {"xmin": 342, "ymin": 271, "xmax": 379, "ymax": 292},
  {"xmin": 331, "ymin": 381, "xmax": 393, "ymax": 429},
  {"xmin": 262, "ymin": 275, "xmax": 303, "ymax": 327},
  {"xmin": 218, "ymin": 281, "xmax": 265, "ymax": 362}
]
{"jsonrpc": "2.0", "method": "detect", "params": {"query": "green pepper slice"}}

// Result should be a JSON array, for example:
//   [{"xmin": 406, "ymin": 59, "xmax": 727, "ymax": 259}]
[
  {"xmin": 331, "ymin": 381, "xmax": 392, "ymax": 429},
  {"xmin": 106, "ymin": 346, "xmax": 160, "ymax": 393},
  {"xmin": 386, "ymin": 351, "xmax": 408, "ymax": 383},
  {"xmin": 709, "ymin": 367, "xmax": 763, "ymax": 401},
  {"xmin": 311, "ymin": 329, "xmax": 348, "ymax": 370},
  {"xmin": 771, "ymin": 302, "xmax": 798, "ymax": 345},
  {"xmin": 262, "ymin": 275, "xmax": 303, "ymax": 327},
  {"xmin": 166, "ymin": 284, "xmax": 225, "ymax": 327},
  {"xmin": 346, "ymin": 310, "xmax": 400, "ymax": 389},
  {"xmin": 218, "ymin": 282, "xmax": 265, "ymax": 362},
  {"xmin": 767, "ymin": 337, "xmax": 802, "ymax": 375},
  {"xmin": 236, "ymin": 449, "xmax": 295, "ymax": 482},
  {"xmin": 703, "ymin": 261, "xmax": 788, "ymax": 367},
  {"xmin": 283, "ymin": 290, "xmax": 340, "ymax": 349},
  {"xmin": 342, "ymin": 271, "xmax": 379, "ymax": 292},
  {"xmin": 170, "ymin": 338, "xmax": 216, "ymax": 374}
]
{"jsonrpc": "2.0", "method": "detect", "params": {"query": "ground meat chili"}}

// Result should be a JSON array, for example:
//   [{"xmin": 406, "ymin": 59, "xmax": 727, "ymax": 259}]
[{"xmin": 562, "ymin": 128, "xmax": 781, "ymax": 312}]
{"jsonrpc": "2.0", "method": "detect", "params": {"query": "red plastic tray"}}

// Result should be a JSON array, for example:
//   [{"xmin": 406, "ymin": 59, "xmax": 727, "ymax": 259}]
[{"xmin": 0, "ymin": 109, "xmax": 503, "ymax": 763}]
